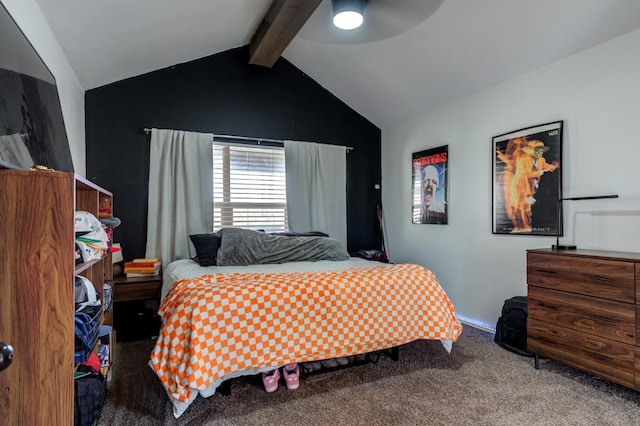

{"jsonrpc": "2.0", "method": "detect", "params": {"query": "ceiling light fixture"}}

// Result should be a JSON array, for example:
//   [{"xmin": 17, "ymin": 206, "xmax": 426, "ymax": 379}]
[{"xmin": 332, "ymin": 0, "xmax": 365, "ymax": 30}]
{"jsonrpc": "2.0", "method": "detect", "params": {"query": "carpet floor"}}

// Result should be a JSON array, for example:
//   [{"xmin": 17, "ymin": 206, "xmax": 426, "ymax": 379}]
[{"xmin": 96, "ymin": 327, "xmax": 640, "ymax": 425}]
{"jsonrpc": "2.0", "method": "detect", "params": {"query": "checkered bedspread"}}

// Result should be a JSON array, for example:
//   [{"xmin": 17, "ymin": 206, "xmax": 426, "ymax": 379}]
[{"xmin": 149, "ymin": 263, "xmax": 462, "ymax": 417}]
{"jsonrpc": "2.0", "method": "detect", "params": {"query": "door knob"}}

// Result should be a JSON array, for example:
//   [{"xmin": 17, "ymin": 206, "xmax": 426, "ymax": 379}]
[{"xmin": 0, "ymin": 342, "xmax": 14, "ymax": 371}]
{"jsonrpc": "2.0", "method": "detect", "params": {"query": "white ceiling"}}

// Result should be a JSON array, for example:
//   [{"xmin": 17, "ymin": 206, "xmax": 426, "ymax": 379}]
[{"xmin": 36, "ymin": 0, "xmax": 640, "ymax": 128}]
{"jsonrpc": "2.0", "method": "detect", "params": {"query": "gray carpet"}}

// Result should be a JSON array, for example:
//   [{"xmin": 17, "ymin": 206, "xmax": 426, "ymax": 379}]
[{"xmin": 97, "ymin": 327, "xmax": 640, "ymax": 425}]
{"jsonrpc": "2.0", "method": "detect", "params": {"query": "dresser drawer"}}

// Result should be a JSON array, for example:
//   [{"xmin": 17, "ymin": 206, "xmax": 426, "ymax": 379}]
[
  {"xmin": 637, "ymin": 306, "xmax": 640, "ymax": 347},
  {"xmin": 636, "ymin": 347, "xmax": 640, "ymax": 389},
  {"xmin": 528, "ymin": 318, "xmax": 636, "ymax": 389},
  {"xmin": 114, "ymin": 276, "xmax": 162, "ymax": 302},
  {"xmin": 527, "ymin": 253, "xmax": 635, "ymax": 303},
  {"xmin": 528, "ymin": 286, "xmax": 635, "ymax": 344}
]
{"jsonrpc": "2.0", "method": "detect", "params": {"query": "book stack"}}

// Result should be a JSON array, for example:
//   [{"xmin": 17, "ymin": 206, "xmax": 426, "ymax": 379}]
[{"xmin": 124, "ymin": 258, "xmax": 161, "ymax": 277}]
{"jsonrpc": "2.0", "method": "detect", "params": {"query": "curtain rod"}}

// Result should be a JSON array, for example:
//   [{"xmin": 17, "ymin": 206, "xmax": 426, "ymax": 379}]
[{"xmin": 142, "ymin": 128, "xmax": 353, "ymax": 152}]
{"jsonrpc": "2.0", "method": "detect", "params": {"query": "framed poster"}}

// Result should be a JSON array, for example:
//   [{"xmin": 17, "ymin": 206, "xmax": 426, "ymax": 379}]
[
  {"xmin": 412, "ymin": 145, "xmax": 448, "ymax": 224},
  {"xmin": 0, "ymin": 3, "xmax": 73, "ymax": 171},
  {"xmin": 492, "ymin": 121, "xmax": 563, "ymax": 235}
]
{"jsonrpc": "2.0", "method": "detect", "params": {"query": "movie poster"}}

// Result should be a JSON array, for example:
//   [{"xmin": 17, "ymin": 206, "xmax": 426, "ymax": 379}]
[
  {"xmin": 0, "ymin": 4, "xmax": 73, "ymax": 172},
  {"xmin": 412, "ymin": 145, "xmax": 448, "ymax": 224},
  {"xmin": 492, "ymin": 121, "xmax": 562, "ymax": 235}
]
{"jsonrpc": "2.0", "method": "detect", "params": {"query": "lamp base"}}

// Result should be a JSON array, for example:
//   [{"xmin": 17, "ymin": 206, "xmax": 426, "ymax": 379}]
[{"xmin": 552, "ymin": 244, "xmax": 577, "ymax": 250}]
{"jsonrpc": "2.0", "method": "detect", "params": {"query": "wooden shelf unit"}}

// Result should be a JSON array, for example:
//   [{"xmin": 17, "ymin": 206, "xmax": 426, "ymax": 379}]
[{"xmin": 0, "ymin": 169, "xmax": 114, "ymax": 425}]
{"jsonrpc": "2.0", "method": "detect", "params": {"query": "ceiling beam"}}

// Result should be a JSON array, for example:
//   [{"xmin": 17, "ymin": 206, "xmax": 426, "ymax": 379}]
[{"xmin": 249, "ymin": 0, "xmax": 323, "ymax": 67}]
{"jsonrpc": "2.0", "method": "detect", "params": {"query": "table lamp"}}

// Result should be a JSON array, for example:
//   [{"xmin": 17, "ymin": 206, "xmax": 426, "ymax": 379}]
[{"xmin": 553, "ymin": 194, "xmax": 619, "ymax": 250}]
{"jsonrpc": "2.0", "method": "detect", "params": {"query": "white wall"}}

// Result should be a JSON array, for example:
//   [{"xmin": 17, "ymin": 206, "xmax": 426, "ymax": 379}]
[
  {"xmin": 382, "ymin": 28, "xmax": 640, "ymax": 331},
  {"xmin": 1, "ymin": 0, "xmax": 86, "ymax": 175}
]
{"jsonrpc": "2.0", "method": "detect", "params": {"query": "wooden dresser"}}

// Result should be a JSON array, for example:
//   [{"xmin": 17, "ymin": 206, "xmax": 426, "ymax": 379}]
[{"xmin": 527, "ymin": 248, "xmax": 640, "ymax": 390}]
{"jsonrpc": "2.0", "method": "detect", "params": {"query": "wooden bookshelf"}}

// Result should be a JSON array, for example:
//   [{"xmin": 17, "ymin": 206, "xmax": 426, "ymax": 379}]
[{"xmin": 0, "ymin": 170, "xmax": 114, "ymax": 424}]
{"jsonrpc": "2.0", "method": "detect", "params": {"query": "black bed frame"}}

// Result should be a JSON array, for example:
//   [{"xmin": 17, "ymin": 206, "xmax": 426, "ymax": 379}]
[{"xmin": 217, "ymin": 346, "xmax": 400, "ymax": 396}]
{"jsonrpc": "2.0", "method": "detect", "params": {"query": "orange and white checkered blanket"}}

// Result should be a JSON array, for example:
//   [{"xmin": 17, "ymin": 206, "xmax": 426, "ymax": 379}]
[{"xmin": 150, "ymin": 263, "xmax": 462, "ymax": 417}]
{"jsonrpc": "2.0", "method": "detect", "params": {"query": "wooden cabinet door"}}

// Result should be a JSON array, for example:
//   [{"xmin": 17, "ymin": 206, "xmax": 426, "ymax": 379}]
[{"xmin": 0, "ymin": 171, "xmax": 75, "ymax": 425}]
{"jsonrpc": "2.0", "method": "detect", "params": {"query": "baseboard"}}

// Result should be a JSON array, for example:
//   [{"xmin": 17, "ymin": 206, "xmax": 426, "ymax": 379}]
[{"xmin": 457, "ymin": 315, "xmax": 496, "ymax": 334}]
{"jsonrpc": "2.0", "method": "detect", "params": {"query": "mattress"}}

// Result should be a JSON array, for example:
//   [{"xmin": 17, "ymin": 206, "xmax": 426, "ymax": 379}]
[
  {"xmin": 152, "ymin": 258, "xmax": 462, "ymax": 418},
  {"xmin": 161, "ymin": 257, "xmax": 382, "ymax": 302}
]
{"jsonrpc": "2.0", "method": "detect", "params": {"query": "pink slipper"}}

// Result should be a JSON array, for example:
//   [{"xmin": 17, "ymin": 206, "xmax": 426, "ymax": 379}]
[
  {"xmin": 262, "ymin": 368, "xmax": 280, "ymax": 393},
  {"xmin": 282, "ymin": 363, "xmax": 300, "ymax": 390}
]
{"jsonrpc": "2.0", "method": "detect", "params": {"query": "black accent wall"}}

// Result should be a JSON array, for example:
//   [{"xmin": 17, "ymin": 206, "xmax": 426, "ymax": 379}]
[{"xmin": 85, "ymin": 46, "xmax": 382, "ymax": 260}]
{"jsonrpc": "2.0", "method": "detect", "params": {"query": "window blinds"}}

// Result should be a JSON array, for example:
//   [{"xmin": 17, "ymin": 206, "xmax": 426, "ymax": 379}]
[{"xmin": 213, "ymin": 144, "xmax": 287, "ymax": 232}]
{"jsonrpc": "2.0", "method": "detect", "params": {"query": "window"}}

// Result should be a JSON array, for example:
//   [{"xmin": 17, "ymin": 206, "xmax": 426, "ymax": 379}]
[
  {"xmin": 412, "ymin": 171, "xmax": 422, "ymax": 223},
  {"xmin": 213, "ymin": 143, "xmax": 287, "ymax": 232}
]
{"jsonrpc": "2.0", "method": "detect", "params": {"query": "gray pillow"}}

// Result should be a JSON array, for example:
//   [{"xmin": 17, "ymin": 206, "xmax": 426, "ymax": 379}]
[
  {"xmin": 216, "ymin": 228, "xmax": 349, "ymax": 266},
  {"xmin": 269, "ymin": 231, "xmax": 329, "ymax": 237}
]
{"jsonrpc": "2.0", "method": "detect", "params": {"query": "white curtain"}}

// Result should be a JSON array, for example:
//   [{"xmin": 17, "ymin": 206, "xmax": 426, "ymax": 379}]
[
  {"xmin": 284, "ymin": 140, "xmax": 347, "ymax": 248},
  {"xmin": 145, "ymin": 129, "xmax": 213, "ymax": 263}
]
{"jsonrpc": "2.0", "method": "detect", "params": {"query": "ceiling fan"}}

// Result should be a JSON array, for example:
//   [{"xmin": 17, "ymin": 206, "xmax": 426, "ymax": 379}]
[
  {"xmin": 299, "ymin": 0, "xmax": 445, "ymax": 45},
  {"xmin": 249, "ymin": 0, "xmax": 444, "ymax": 67}
]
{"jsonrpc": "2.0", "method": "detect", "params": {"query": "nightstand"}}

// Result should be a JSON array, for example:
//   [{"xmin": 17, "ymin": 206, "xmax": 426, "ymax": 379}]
[
  {"xmin": 113, "ymin": 275, "xmax": 162, "ymax": 302},
  {"xmin": 113, "ymin": 275, "xmax": 163, "ymax": 341}
]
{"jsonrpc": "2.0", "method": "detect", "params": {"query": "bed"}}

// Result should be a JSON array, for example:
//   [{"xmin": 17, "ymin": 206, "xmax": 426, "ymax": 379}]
[{"xmin": 149, "ymin": 228, "xmax": 463, "ymax": 418}]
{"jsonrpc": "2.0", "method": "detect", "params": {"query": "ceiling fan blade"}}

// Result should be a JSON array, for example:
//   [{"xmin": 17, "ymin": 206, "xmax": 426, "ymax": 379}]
[{"xmin": 297, "ymin": 0, "xmax": 445, "ymax": 44}]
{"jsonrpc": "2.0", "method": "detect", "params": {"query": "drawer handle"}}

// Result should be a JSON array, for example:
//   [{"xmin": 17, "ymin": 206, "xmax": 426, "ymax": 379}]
[
  {"xmin": 537, "ymin": 302, "xmax": 557, "ymax": 310},
  {"xmin": 587, "ymin": 314, "xmax": 615, "ymax": 323},
  {"xmin": 588, "ymin": 275, "xmax": 613, "ymax": 283},
  {"xmin": 537, "ymin": 336, "xmax": 555, "ymax": 345},
  {"xmin": 589, "ymin": 352, "xmax": 612, "ymax": 362},
  {"xmin": 535, "ymin": 269, "xmax": 557, "ymax": 275}
]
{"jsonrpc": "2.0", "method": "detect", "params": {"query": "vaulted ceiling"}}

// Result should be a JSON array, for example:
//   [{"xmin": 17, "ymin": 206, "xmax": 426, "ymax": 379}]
[{"xmin": 35, "ymin": 0, "xmax": 640, "ymax": 128}]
